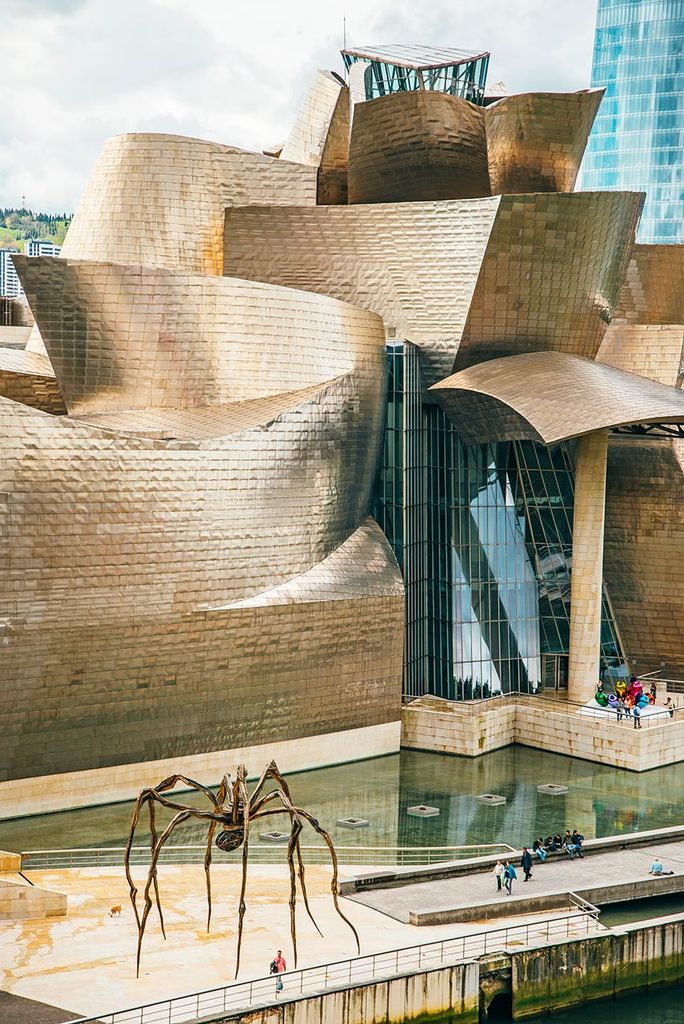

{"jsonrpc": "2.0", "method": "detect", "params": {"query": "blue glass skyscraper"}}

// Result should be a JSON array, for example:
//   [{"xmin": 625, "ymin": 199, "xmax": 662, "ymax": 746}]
[{"xmin": 581, "ymin": 0, "xmax": 684, "ymax": 242}]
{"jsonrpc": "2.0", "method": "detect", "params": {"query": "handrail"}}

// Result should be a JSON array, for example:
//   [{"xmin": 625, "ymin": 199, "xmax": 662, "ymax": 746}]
[
  {"xmin": 65, "ymin": 903, "xmax": 601, "ymax": 1024},
  {"xmin": 20, "ymin": 842, "xmax": 517, "ymax": 871}
]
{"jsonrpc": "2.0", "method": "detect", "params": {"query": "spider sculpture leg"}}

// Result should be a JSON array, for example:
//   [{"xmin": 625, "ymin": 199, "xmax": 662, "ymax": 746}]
[
  {"xmin": 125, "ymin": 774, "xmax": 225, "ymax": 930},
  {"xmin": 248, "ymin": 783, "xmax": 360, "ymax": 967},
  {"xmin": 250, "ymin": 766, "xmax": 324, "ymax": 939},
  {"xmin": 148, "ymin": 798, "xmax": 166, "ymax": 940},
  {"xmin": 233, "ymin": 770, "xmax": 252, "ymax": 979},
  {"xmin": 274, "ymin": 794, "xmax": 361, "ymax": 956},
  {"xmin": 203, "ymin": 775, "xmax": 230, "ymax": 933}
]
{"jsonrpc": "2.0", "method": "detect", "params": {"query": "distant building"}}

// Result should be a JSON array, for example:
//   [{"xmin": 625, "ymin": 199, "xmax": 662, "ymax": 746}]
[
  {"xmin": 581, "ymin": 0, "xmax": 684, "ymax": 242},
  {"xmin": 25, "ymin": 239, "xmax": 61, "ymax": 258},
  {"xmin": 0, "ymin": 249, "xmax": 22, "ymax": 298}
]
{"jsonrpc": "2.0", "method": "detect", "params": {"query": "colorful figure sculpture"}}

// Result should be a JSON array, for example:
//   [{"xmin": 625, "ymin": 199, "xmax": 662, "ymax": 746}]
[
  {"xmin": 615, "ymin": 680, "xmax": 627, "ymax": 697},
  {"xmin": 607, "ymin": 693, "xmax": 619, "ymax": 708},
  {"xmin": 595, "ymin": 686, "xmax": 609, "ymax": 707}
]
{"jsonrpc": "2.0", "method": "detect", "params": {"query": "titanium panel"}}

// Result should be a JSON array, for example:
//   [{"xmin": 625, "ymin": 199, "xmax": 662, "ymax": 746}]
[
  {"xmin": 430, "ymin": 351, "xmax": 684, "ymax": 445},
  {"xmin": 0, "ymin": 501, "xmax": 403, "ymax": 779},
  {"xmin": 348, "ymin": 91, "xmax": 489, "ymax": 204},
  {"xmin": 61, "ymin": 133, "xmax": 318, "ymax": 276},
  {"xmin": 0, "ymin": 348, "xmax": 64, "ymax": 414},
  {"xmin": 611, "ymin": 244, "xmax": 684, "ymax": 325},
  {"xmin": 455, "ymin": 191, "xmax": 643, "ymax": 369},
  {"xmin": 14, "ymin": 257, "xmax": 369, "ymax": 416},
  {"xmin": 280, "ymin": 69, "xmax": 349, "ymax": 205},
  {"xmin": 224, "ymin": 196, "xmax": 501, "ymax": 384},
  {"xmin": 605, "ymin": 437, "xmax": 684, "ymax": 678},
  {"xmin": 223, "ymin": 192, "xmax": 642, "ymax": 383},
  {"xmin": 486, "ymin": 90, "xmax": 603, "ymax": 194}
]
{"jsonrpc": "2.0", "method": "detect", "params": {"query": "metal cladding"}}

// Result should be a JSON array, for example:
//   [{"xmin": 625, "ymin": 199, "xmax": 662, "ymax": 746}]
[
  {"xmin": 611, "ymin": 244, "xmax": 684, "ymax": 325},
  {"xmin": 0, "ymin": 125, "xmax": 405, "ymax": 783},
  {"xmin": 61, "ymin": 132, "xmax": 318, "ymax": 276},
  {"xmin": 347, "ymin": 89, "xmax": 602, "ymax": 205},
  {"xmin": 223, "ymin": 191, "xmax": 643, "ymax": 383},
  {"xmin": 485, "ymin": 89, "xmax": 604, "ymax": 194},
  {"xmin": 605, "ymin": 438, "xmax": 684, "ymax": 678},
  {"xmin": 3, "ymin": 53, "xmax": 683, "ymax": 780},
  {"xmin": 0, "ymin": 348, "xmax": 64, "ymax": 414},
  {"xmin": 429, "ymin": 351, "xmax": 684, "ymax": 444},
  {"xmin": 348, "ymin": 92, "xmax": 489, "ymax": 203},
  {"xmin": 454, "ymin": 191, "xmax": 643, "ymax": 370},
  {"xmin": 280, "ymin": 69, "xmax": 349, "ymax": 204},
  {"xmin": 596, "ymin": 242, "xmax": 684, "ymax": 679}
]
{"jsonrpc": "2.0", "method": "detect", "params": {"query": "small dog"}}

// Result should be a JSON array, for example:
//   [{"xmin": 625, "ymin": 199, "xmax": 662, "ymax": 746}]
[{"xmin": 109, "ymin": 905, "xmax": 122, "ymax": 917}]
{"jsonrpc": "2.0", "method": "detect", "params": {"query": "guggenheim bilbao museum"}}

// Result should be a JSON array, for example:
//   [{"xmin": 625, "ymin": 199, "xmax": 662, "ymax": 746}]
[{"xmin": 2, "ymin": 44, "xmax": 684, "ymax": 808}]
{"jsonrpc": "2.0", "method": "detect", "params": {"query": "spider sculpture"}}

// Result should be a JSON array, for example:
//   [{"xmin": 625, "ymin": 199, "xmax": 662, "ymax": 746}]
[{"xmin": 124, "ymin": 760, "xmax": 360, "ymax": 976}]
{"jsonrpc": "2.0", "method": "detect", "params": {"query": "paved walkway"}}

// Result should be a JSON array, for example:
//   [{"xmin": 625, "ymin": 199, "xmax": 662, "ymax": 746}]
[
  {"xmin": 0, "ymin": 992, "xmax": 76, "ymax": 1024},
  {"xmin": 347, "ymin": 840, "xmax": 684, "ymax": 923}
]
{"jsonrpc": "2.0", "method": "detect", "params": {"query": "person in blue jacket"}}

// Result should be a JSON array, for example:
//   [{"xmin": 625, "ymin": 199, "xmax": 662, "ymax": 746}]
[
  {"xmin": 504, "ymin": 860, "xmax": 517, "ymax": 894},
  {"xmin": 521, "ymin": 847, "xmax": 533, "ymax": 881}
]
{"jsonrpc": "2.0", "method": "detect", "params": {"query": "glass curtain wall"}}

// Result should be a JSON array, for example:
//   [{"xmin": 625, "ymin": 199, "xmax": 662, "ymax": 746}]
[
  {"xmin": 375, "ymin": 342, "xmax": 627, "ymax": 700},
  {"xmin": 341, "ymin": 53, "xmax": 490, "ymax": 103},
  {"xmin": 581, "ymin": 0, "xmax": 684, "ymax": 242}
]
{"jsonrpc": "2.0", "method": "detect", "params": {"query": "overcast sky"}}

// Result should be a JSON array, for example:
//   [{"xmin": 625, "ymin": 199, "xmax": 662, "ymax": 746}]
[{"xmin": 0, "ymin": 0, "xmax": 598, "ymax": 213}]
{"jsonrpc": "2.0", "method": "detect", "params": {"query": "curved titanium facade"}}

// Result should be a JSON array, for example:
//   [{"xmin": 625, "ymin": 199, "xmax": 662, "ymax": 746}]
[
  {"xmin": 223, "ymin": 191, "xmax": 642, "ymax": 383},
  {"xmin": 280, "ymin": 69, "xmax": 349, "ymax": 204},
  {"xmin": 0, "ymin": 348, "xmax": 63, "ymax": 414},
  {"xmin": 597, "ymin": 242, "xmax": 684, "ymax": 678},
  {"xmin": 430, "ymin": 351, "xmax": 684, "ymax": 445},
  {"xmin": 581, "ymin": 1, "xmax": 684, "ymax": 242},
  {"xmin": 485, "ymin": 90, "xmax": 603, "ymax": 194},
  {"xmin": 61, "ymin": 132, "xmax": 318, "ymax": 275},
  {"xmin": 348, "ymin": 92, "xmax": 489, "ymax": 203},
  {"xmin": 0, "ymin": 123, "xmax": 405, "ymax": 784}
]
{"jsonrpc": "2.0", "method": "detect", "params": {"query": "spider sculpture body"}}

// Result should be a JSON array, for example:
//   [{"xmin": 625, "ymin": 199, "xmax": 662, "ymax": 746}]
[{"xmin": 124, "ymin": 760, "xmax": 359, "ymax": 976}]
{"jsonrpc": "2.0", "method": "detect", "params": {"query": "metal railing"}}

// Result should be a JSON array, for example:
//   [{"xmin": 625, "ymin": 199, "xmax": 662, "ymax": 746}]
[
  {"xmin": 21, "ymin": 842, "xmax": 516, "ymax": 871},
  {"xmin": 404, "ymin": 689, "xmax": 682, "ymax": 728},
  {"xmin": 66, "ymin": 900, "xmax": 601, "ymax": 1024}
]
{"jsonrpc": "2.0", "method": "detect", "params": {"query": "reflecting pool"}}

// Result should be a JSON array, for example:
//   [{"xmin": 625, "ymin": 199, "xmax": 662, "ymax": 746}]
[{"xmin": 1, "ymin": 744, "xmax": 683, "ymax": 853}]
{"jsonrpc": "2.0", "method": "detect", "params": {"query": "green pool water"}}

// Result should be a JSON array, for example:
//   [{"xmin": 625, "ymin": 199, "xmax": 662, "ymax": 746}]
[
  {"xmin": 489, "ymin": 984, "xmax": 683, "ymax": 1023},
  {"xmin": 1, "ymin": 744, "xmax": 683, "ymax": 853}
]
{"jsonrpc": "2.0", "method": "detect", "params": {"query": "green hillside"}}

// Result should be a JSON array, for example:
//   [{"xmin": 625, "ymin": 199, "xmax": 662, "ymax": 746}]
[{"xmin": 0, "ymin": 208, "xmax": 72, "ymax": 250}]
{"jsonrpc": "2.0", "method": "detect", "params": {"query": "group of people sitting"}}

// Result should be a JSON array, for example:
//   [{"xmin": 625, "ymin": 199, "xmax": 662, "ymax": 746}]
[{"xmin": 532, "ymin": 829, "xmax": 585, "ymax": 861}]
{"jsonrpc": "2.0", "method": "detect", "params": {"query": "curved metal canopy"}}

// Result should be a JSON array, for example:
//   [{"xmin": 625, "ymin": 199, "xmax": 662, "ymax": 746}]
[{"xmin": 430, "ymin": 351, "xmax": 684, "ymax": 445}]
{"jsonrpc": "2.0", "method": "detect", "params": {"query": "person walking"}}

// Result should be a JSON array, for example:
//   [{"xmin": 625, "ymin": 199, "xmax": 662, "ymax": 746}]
[
  {"xmin": 521, "ymin": 847, "xmax": 533, "ymax": 881},
  {"xmin": 492, "ymin": 859, "xmax": 505, "ymax": 892},
  {"xmin": 504, "ymin": 860, "xmax": 517, "ymax": 895},
  {"xmin": 270, "ymin": 950, "xmax": 286, "ymax": 996},
  {"xmin": 633, "ymin": 703, "xmax": 642, "ymax": 729},
  {"xmin": 616, "ymin": 696, "xmax": 625, "ymax": 722},
  {"xmin": 665, "ymin": 697, "xmax": 675, "ymax": 719}
]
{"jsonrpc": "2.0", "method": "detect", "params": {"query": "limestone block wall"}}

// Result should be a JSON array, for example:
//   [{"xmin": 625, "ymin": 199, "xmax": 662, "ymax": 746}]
[
  {"xmin": 401, "ymin": 700, "xmax": 684, "ymax": 771},
  {"xmin": 0, "ymin": 877, "xmax": 66, "ymax": 921}
]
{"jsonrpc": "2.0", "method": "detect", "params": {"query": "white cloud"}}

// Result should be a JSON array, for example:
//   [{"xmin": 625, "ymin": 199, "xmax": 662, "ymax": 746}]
[{"xmin": 0, "ymin": 0, "xmax": 598, "ymax": 212}]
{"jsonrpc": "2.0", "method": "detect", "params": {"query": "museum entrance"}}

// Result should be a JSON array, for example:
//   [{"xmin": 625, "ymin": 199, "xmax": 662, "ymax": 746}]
[{"xmin": 542, "ymin": 654, "xmax": 568, "ymax": 692}]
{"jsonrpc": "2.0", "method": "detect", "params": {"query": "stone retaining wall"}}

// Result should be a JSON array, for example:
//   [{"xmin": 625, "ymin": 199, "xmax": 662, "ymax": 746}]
[
  {"xmin": 195, "ymin": 962, "xmax": 479, "ymax": 1024},
  {"xmin": 511, "ymin": 916, "xmax": 684, "ymax": 1018},
  {"xmin": 401, "ymin": 698, "xmax": 684, "ymax": 770}
]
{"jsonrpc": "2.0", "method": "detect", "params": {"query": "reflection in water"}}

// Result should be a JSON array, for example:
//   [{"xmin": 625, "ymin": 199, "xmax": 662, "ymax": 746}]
[{"xmin": 2, "ymin": 745, "xmax": 684, "ymax": 854}]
